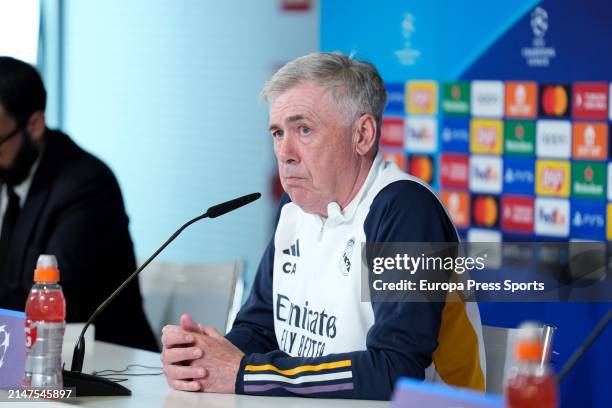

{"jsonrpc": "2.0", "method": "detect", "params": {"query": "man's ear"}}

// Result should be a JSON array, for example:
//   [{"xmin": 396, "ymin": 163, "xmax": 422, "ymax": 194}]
[
  {"xmin": 26, "ymin": 111, "xmax": 46, "ymax": 142},
  {"xmin": 353, "ymin": 113, "xmax": 377, "ymax": 156}
]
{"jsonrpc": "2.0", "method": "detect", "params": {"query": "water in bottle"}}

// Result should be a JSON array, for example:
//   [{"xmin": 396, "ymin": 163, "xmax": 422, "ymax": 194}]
[
  {"xmin": 23, "ymin": 255, "xmax": 66, "ymax": 388},
  {"xmin": 505, "ymin": 321, "xmax": 558, "ymax": 408}
]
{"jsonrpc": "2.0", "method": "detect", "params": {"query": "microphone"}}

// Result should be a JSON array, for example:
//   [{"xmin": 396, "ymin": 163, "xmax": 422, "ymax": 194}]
[
  {"xmin": 62, "ymin": 192, "xmax": 261, "ymax": 396},
  {"xmin": 557, "ymin": 308, "xmax": 611, "ymax": 383}
]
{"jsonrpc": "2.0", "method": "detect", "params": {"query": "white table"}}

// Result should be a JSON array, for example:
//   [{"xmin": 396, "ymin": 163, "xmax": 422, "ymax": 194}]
[{"xmin": 2, "ymin": 341, "xmax": 388, "ymax": 407}]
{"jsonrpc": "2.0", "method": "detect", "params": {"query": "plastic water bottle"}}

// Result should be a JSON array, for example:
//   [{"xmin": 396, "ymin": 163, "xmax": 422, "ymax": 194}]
[
  {"xmin": 505, "ymin": 321, "xmax": 558, "ymax": 408},
  {"xmin": 23, "ymin": 255, "xmax": 66, "ymax": 388}
]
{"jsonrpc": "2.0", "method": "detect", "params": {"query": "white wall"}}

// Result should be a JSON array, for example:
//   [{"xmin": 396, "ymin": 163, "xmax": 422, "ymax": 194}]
[{"xmin": 61, "ymin": 0, "xmax": 319, "ymax": 286}]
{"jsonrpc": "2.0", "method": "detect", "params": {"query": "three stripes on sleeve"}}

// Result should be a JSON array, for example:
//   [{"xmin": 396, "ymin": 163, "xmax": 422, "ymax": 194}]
[{"xmin": 242, "ymin": 359, "xmax": 354, "ymax": 395}]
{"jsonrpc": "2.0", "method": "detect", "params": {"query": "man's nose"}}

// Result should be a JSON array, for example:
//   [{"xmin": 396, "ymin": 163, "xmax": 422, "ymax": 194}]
[{"xmin": 276, "ymin": 135, "xmax": 299, "ymax": 164}]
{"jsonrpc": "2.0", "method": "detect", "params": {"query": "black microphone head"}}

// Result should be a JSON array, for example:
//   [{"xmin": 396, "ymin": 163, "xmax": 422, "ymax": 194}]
[{"xmin": 206, "ymin": 192, "xmax": 261, "ymax": 218}]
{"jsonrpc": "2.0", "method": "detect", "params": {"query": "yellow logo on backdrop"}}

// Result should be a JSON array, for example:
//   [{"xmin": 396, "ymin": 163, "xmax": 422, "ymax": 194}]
[
  {"xmin": 470, "ymin": 119, "xmax": 503, "ymax": 154},
  {"xmin": 406, "ymin": 81, "xmax": 438, "ymax": 114},
  {"xmin": 536, "ymin": 160, "xmax": 571, "ymax": 197}
]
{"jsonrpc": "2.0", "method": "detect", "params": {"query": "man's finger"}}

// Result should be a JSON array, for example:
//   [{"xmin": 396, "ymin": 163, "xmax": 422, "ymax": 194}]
[
  {"xmin": 198, "ymin": 324, "xmax": 222, "ymax": 339},
  {"xmin": 161, "ymin": 330, "xmax": 195, "ymax": 348},
  {"xmin": 169, "ymin": 379, "xmax": 201, "ymax": 392},
  {"xmin": 163, "ymin": 364, "xmax": 206, "ymax": 381},
  {"xmin": 180, "ymin": 313, "xmax": 201, "ymax": 333},
  {"xmin": 160, "ymin": 346, "xmax": 203, "ymax": 365}
]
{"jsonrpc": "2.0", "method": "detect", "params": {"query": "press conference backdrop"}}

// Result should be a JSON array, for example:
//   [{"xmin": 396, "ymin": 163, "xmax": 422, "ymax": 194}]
[
  {"xmin": 322, "ymin": 1, "xmax": 610, "ymax": 407},
  {"xmin": 61, "ymin": 1, "xmax": 319, "ymax": 289}
]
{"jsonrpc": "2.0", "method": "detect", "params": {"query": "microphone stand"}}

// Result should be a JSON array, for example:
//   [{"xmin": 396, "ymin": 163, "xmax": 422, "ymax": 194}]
[{"xmin": 62, "ymin": 193, "xmax": 260, "ymax": 396}]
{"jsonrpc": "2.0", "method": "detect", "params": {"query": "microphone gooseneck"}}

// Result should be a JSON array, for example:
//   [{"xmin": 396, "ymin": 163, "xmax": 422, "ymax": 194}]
[{"xmin": 69, "ymin": 192, "xmax": 261, "ymax": 376}]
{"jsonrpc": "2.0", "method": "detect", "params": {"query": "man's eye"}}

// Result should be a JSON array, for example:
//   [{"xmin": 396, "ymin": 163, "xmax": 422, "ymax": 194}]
[
  {"xmin": 272, "ymin": 130, "xmax": 284, "ymax": 138},
  {"xmin": 299, "ymin": 126, "xmax": 311, "ymax": 135}
]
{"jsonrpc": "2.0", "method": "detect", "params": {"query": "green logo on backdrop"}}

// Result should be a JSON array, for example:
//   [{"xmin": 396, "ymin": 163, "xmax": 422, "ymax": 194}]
[
  {"xmin": 572, "ymin": 162, "xmax": 605, "ymax": 199},
  {"xmin": 504, "ymin": 121, "xmax": 535, "ymax": 156},
  {"xmin": 442, "ymin": 82, "xmax": 470, "ymax": 115}
]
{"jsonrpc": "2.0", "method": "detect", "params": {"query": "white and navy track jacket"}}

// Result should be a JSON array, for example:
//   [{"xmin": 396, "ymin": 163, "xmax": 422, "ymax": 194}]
[{"xmin": 225, "ymin": 156, "xmax": 485, "ymax": 400}]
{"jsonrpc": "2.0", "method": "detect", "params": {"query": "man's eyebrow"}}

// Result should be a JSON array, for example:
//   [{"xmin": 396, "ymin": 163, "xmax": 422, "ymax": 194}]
[{"xmin": 268, "ymin": 114, "xmax": 309, "ymax": 131}]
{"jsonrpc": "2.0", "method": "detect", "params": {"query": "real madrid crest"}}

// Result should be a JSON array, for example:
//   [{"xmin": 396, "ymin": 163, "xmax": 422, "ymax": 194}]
[{"xmin": 340, "ymin": 238, "xmax": 355, "ymax": 276}]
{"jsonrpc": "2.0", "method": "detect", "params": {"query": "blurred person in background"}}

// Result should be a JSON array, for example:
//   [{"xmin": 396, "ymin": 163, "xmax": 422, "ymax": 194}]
[{"xmin": 0, "ymin": 56, "xmax": 157, "ymax": 351}]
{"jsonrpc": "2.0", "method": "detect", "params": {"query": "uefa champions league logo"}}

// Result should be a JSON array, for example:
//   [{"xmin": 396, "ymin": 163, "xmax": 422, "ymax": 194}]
[
  {"xmin": 531, "ymin": 7, "xmax": 549, "ymax": 38},
  {"xmin": 0, "ymin": 325, "xmax": 10, "ymax": 368}
]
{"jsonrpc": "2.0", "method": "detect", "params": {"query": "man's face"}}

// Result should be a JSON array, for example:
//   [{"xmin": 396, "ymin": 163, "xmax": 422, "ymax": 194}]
[
  {"xmin": 269, "ymin": 81, "xmax": 362, "ymax": 216},
  {"xmin": 0, "ymin": 104, "xmax": 24, "ymax": 170},
  {"xmin": 0, "ymin": 104, "xmax": 43, "ymax": 185}
]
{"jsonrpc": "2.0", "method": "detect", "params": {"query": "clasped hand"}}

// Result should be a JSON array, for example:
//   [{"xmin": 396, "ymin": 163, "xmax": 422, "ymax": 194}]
[{"xmin": 160, "ymin": 313, "xmax": 244, "ymax": 393}]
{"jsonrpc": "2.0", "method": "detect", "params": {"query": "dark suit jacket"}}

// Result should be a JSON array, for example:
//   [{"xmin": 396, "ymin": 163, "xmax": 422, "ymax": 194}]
[{"xmin": 1, "ymin": 130, "xmax": 158, "ymax": 351}]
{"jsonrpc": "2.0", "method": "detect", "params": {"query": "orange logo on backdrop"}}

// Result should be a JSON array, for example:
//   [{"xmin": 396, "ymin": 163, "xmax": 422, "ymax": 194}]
[
  {"xmin": 572, "ymin": 123, "xmax": 608, "ymax": 160},
  {"xmin": 505, "ymin": 82, "xmax": 537, "ymax": 118},
  {"xmin": 441, "ymin": 191, "xmax": 470, "ymax": 228},
  {"xmin": 382, "ymin": 152, "xmax": 406, "ymax": 171}
]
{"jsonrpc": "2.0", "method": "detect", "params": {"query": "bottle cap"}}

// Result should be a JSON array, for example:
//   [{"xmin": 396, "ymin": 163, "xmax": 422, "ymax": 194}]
[
  {"xmin": 515, "ymin": 321, "xmax": 543, "ymax": 362},
  {"xmin": 34, "ymin": 254, "xmax": 60, "ymax": 282}
]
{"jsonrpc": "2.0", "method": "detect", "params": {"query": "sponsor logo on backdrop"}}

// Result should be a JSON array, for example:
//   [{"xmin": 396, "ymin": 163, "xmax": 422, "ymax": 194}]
[
  {"xmin": 608, "ymin": 163, "xmax": 612, "ymax": 201},
  {"xmin": 505, "ymin": 82, "xmax": 537, "ymax": 118},
  {"xmin": 384, "ymin": 83, "xmax": 405, "ymax": 114},
  {"xmin": 440, "ymin": 190, "xmax": 470, "ymax": 228},
  {"xmin": 441, "ymin": 117, "xmax": 470, "ymax": 152},
  {"xmin": 469, "ymin": 155, "xmax": 502, "ymax": 194},
  {"xmin": 405, "ymin": 117, "xmax": 437, "ymax": 153},
  {"xmin": 535, "ymin": 160, "xmax": 570, "ymax": 197},
  {"xmin": 609, "ymin": 84, "xmax": 612, "ymax": 121},
  {"xmin": 408, "ymin": 155, "xmax": 434, "ymax": 184},
  {"xmin": 380, "ymin": 117, "xmax": 404, "ymax": 148},
  {"xmin": 522, "ymin": 6, "xmax": 556, "ymax": 67},
  {"xmin": 442, "ymin": 82, "xmax": 470, "ymax": 115},
  {"xmin": 539, "ymin": 84, "xmax": 570, "ymax": 117},
  {"xmin": 505, "ymin": 121, "xmax": 535, "ymax": 156},
  {"xmin": 395, "ymin": 12, "xmax": 421, "ymax": 65},
  {"xmin": 607, "ymin": 204, "xmax": 612, "ymax": 240},
  {"xmin": 572, "ymin": 162, "xmax": 606, "ymax": 199},
  {"xmin": 572, "ymin": 82, "xmax": 608, "ymax": 120},
  {"xmin": 406, "ymin": 81, "xmax": 437, "ymax": 114},
  {"xmin": 471, "ymin": 81, "xmax": 504, "ymax": 118},
  {"xmin": 472, "ymin": 195, "xmax": 499, "ymax": 228},
  {"xmin": 571, "ymin": 200, "xmax": 605, "ymax": 240},
  {"xmin": 501, "ymin": 195, "xmax": 534, "ymax": 234},
  {"xmin": 440, "ymin": 153, "xmax": 469, "ymax": 189},
  {"xmin": 535, "ymin": 198, "xmax": 569, "ymax": 237},
  {"xmin": 470, "ymin": 119, "xmax": 503, "ymax": 154},
  {"xmin": 382, "ymin": 151, "xmax": 406, "ymax": 171},
  {"xmin": 503, "ymin": 157, "xmax": 535, "ymax": 195},
  {"xmin": 467, "ymin": 228, "xmax": 502, "ymax": 243},
  {"xmin": 572, "ymin": 122, "xmax": 607, "ymax": 160},
  {"xmin": 536, "ymin": 120, "xmax": 571, "ymax": 158}
]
